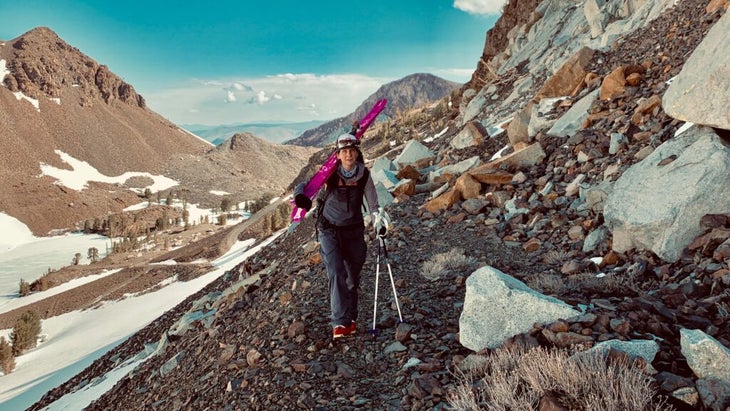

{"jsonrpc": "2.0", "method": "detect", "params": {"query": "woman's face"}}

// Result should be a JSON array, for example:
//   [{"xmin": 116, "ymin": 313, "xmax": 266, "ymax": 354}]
[{"xmin": 338, "ymin": 147, "xmax": 358, "ymax": 170}]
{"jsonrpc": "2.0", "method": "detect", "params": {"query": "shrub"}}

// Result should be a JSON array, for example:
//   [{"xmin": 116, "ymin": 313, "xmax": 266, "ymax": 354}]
[
  {"xmin": 420, "ymin": 248, "xmax": 478, "ymax": 281},
  {"xmin": 249, "ymin": 193, "xmax": 275, "ymax": 214},
  {"xmin": 526, "ymin": 271, "xmax": 636, "ymax": 298},
  {"xmin": 18, "ymin": 278, "xmax": 31, "ymax": 296},
  {"xmin": 0, "ymin": 336, "xmax": 14, "ymax": 374},
  {"xmin": 448, "ymin": 345, "xmax": 670, "ymax": 411},
  {"xmin": 10, "ymin": 310, "xmax": 42, "ymax": 356},
  {"xmin": 29, "ymin": 272, "xmax": 52, "ymax": 293}
]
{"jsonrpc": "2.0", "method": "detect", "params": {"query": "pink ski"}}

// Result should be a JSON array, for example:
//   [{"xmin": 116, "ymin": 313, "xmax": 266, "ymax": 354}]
[{"xmin": 290, "ymin": 99, "xmax": 387, "ymax": 223}]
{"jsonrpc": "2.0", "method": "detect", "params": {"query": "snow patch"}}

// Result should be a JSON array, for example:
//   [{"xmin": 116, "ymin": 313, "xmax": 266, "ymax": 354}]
[
  {"xmin": 0, "ymin": 59, "xmax": 9, "ymax": 83},
  {"xmin": 13, "ymin": 91, "xmax": 40, "ymax": 111},
  {"xmin": 0, "ymin": 213, "xmax": 37, "ymax": 250},
  {"xmin": 40, "ymin": 150, "xmax": 179, "ymax": 192}
]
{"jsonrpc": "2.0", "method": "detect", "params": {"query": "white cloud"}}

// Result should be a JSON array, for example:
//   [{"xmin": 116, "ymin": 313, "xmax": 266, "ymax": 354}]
[
  {"xmin": 225, "ymin": 90, "xmax": 236, "ymax": 103},
  {"xmin": 454, "ymin": 0, "xmax": 506, "ymax": 15},
  {"xmin": 143, "ymin": 73, "xmax": 388, "ymax": 125},
  {"xmin": 232, "ymin": 82, "xmax": 252, "ymax": 91},
  {"xmin": 432, "ymin": 68, "xmax": 474, "ymax": 83},
  {"xmin": 250, "ymin": 90, "xmax": 271, "ymax": 105}
]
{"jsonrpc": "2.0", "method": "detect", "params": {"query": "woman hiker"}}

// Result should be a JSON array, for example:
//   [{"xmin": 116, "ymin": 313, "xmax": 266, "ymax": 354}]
[{"xmin": 294, "ymin": 133, "xmax": 387, "ymax": 339}]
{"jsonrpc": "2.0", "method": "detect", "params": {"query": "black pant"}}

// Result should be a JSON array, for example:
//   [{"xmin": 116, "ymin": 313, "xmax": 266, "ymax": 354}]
[{"xmin": 318, "ymin": 222, "xmax": 366, "ymax": 327}]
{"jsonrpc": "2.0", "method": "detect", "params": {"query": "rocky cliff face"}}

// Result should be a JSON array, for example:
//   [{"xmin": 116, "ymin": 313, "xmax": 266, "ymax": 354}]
[
  {"xmin": 2, "ymin": 27, "xmax": 145, "ymax": 108},
  {"xmin": 464, "ymin": 0, "xmax": 542, "ymax": 92}
]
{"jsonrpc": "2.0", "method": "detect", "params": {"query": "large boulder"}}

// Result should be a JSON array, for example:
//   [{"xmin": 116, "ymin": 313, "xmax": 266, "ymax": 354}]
[
  {"xmin": 680, "ymin": 329, "xmax": 730, "ymax": 382},
  {"xmin": 604, "ymin": 126, "xmax": 730, "ymax": 262},
  {"xmin": 663, "ymin": 10, "xmax": 730, "ymax": 130},
  {"xmin": 393, "ymin": 140, "xmax": 434, "ymax": 168},
  {"xmin": 459, "ymin": 266, "xmax": 580, "ymax": 351}
]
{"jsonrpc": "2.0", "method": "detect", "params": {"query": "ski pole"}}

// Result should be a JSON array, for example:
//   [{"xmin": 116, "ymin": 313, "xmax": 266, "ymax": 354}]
[
  {"xmin": 370, "ymin": 235, "xmax": 403, "ymax": 336},
  {"xmin": 370, "ymin": 240, "xmax": 382, "ymax": 335},
  {"xmin": 380, "ymin": 236, "xmax": 403, "ymax": 323}
]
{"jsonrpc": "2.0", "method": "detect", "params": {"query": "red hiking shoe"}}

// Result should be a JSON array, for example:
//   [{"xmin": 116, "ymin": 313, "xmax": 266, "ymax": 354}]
[{"xmin": 332, "ymin": 321, "xmax": 356, "ymax": 339}]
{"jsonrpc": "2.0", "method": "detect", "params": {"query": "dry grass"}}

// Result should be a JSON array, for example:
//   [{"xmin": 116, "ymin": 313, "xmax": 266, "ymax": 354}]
[
  {"xmin": 526, "ymin": 269, "xmax": 642, "ymax": 297},
  {"xmin": 541, "ymin": 249, "xmax": 571, "ymax": 265},
  {"xmin": 566, "ymin": 272, "xmax": 626, "ymax": 295},
  {"xmin": 524, "ymin": 273, "xmax": 567, "ymax": 295},
  {"xmin": 717, "ymin": 301, "xmax": 730, "ymax": 320},
  {"xmin": 420, "ymin": 248, "xmax": 478, "ymax": 281},
  {"xmin": 448, "ymin": 345, "xmax": 671, "ymax": 411}
]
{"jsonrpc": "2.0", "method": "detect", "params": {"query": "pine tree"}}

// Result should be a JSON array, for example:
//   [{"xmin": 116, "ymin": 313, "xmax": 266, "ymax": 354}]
[
  {"xmin": 144, "ymin": 188, "xmax": 152, "ymax": 206},
  {"xmin": 0, "ymin": 336, "xmax": 14, "ymax": 374},
  {"xmin": 10, "ymin": 310, "xmax": 42, "ymax": 356},
  {"xmin": 88, "ymin": 247, "xmax": 99, "ymax": 263}
]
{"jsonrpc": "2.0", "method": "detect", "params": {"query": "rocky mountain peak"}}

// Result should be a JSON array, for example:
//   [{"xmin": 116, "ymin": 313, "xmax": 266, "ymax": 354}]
[
  {"xmin": 2, "ymin": 26, "xmax": 144, "ymax": 108},
  {"xmin": 285, "ymin": 73, "xmax": 460, "ymax": 147},
  {"xmin": 226, "ymin": 132, "xmax": 262, "ymax": 151}
]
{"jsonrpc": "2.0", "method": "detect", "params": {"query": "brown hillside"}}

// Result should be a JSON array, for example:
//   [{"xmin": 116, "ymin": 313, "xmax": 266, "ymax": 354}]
[
  {"xmin": 0, "ymin": 28, "xmax": 212, "ymax": 235},
  {"xmin": 0, "ymin": 28, "xmax": 317, "ymax": 236}
]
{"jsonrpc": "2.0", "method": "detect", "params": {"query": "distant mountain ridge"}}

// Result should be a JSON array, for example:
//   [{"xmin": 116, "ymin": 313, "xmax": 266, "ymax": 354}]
[
  {"xmin": 183, "ymin": 120, "xmax": 325, "ymax": 145},
  {"xmin": 285, "ymin": 73, "xmax": 461, "ymax": 147}
]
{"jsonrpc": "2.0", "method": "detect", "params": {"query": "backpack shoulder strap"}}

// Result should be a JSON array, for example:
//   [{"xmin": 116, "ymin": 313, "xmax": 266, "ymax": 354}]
[{"xmin": 358, "ymin": 167, "xmax": 370, "ymax": 190}]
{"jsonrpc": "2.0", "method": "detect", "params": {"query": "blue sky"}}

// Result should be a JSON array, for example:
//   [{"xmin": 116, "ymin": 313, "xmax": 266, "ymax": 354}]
[{"xmin": 0, "ymin": 0, "xmax": 502, "ymax": 126}]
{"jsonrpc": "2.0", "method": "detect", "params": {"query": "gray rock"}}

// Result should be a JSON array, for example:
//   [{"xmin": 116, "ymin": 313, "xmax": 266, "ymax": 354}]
[
  {"xmin": 394, "ymin": 140, "xmax": 434, "ymax": 167},
  {"xmin": 459, "ymin": 266, "xmax": 579, "ymax": 351},
  {"xmin": 680, "ymin": 329, "xmax": 730, "ymax": 382},
  {"xmin": 590, "ymin": 338, "xmax": 660, "ymax": 363},
  {"xmin": 547, "ymin": 90, "xmax": 599, "ymax": 138},
  {"xmin": 663, "ymin": 10, "xmax": 730, "ymax": 129},
  {"xmin": 604, "ymin": 126, "xmax": 730, "ymax": 262}
]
